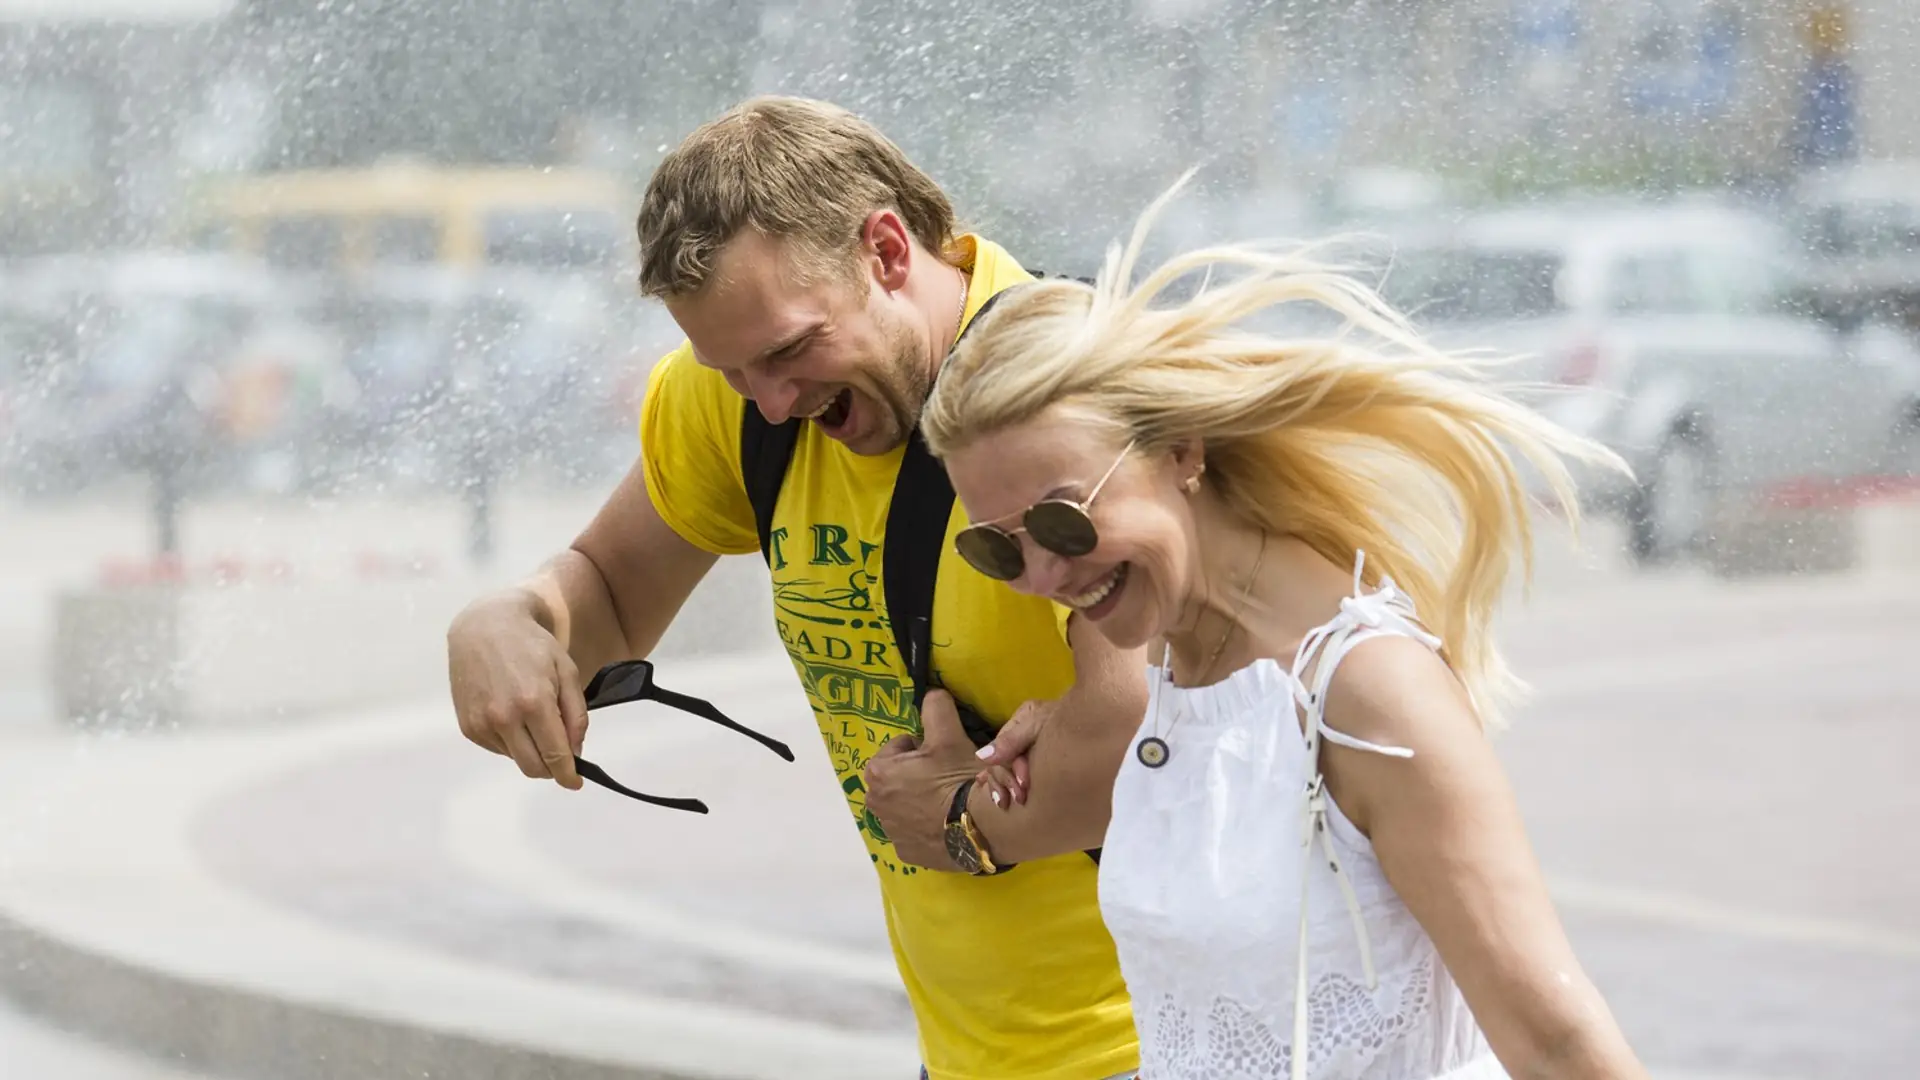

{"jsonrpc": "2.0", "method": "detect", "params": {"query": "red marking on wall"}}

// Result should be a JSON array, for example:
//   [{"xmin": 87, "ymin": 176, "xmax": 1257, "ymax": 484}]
[{"xmin": 1762, "ymin": 474, "xmax": 1920, "ymax": 510}]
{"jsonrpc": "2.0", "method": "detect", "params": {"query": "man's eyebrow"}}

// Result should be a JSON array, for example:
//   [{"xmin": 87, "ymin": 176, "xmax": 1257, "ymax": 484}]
[
  {"xmin": 756, "ymin": 324, "xmax": 820, "ymax": 361},
  {"xmin": 689, "ymin": 324, "xmax": 819, "ymax": 371}
]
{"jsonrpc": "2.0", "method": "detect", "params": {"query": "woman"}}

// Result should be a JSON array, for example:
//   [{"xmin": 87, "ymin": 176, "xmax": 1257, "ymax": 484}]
[{"xmin": 919, "ymin": 181, "xmax": 1649, "ymax": 1080}]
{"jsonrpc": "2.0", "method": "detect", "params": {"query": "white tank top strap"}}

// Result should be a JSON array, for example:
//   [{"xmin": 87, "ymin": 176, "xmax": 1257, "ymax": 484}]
[
  {"xmin": 1285, "ymin": 549, "xmax": 1443, "ymax": 1080},
  {"xmin": 1289, "ymin": 549, "xmax": 1439, "ymax": 755}
]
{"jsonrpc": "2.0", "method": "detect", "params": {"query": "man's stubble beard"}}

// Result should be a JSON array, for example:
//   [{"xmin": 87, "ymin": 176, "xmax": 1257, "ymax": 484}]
[{"xmin": 866, "ymin": 311, "xmax": 934, "ymax": 455}]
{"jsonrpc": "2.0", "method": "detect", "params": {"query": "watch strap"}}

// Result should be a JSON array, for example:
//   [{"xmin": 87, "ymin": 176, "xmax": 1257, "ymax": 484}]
[
  {"xmin": 947, "ymin": 777, "xmax": 1014, "ymax": 876},
  {"xmin": 947, "ymin": 776, "xmax": 975, "ymax": 827}
]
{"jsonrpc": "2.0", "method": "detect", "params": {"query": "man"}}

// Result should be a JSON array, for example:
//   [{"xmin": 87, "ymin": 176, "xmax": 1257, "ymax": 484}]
[{"xmin": 445, "ymin": 95, "xmax": 1146, "ymax": 1080}]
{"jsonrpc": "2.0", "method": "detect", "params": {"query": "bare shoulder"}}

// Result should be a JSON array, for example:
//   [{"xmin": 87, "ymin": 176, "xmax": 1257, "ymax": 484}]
[
  {"xmin": 1317, "ymin": 631, "xmax": 1481, "ymax": 752},
  {"xmin": 1311, "ymin": 630, "xmax": 1494, "ymax": 839}
]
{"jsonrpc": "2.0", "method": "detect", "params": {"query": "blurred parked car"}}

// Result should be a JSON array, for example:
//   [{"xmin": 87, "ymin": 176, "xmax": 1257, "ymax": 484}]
[
  {"xmin": 1788, "ymin": 158, "xmax": 1920, "ymax": 335},
  {"xmin": 0, "ymin": 303, "xmax": 80, "ymax": 490},
  {"xmin": 1, "ymin": 251, "xmax": 348, "ymax": 496},
  {"xmin": 313, "ymin": 263, "xmax": 640, "ymax": 492},
  {"xmin": 1376, "ymin": 197, "xmax": 1920, "ymax": 567}
]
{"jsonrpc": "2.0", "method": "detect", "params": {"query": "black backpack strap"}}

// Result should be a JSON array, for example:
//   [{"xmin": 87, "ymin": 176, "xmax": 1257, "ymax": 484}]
[
  {"xmin": 884, "ymin": 428, "xmax": 999, "ymax": 751},
  {"xmin": 883, "ymin": 283, "xmax": 1023, "ymax": 726},
  {"xmin": 882, "ymin": 282, "xmax": 1102, "ymax": 866},
  {"xmin": 739, "ymin": 278, "xmax": 1101, "ymax": 866},
  {"xmin": 741, "ymin": 410, "xmax": 801, "ymax": 565},
  {"xmin": 886, "ymin": 429, "xmax": 1101, "ymax": 867}
]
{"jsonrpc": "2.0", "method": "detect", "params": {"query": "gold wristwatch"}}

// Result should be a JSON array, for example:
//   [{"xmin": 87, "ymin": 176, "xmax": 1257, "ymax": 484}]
[{"xmin": 944, "ymin": 778, "xmax": 1011, "ymax": 876}]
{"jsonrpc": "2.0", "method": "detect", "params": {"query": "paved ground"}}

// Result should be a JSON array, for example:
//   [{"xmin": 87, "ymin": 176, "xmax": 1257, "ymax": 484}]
[
  {"xmin": 1494, "ymin": 579, "xmax": 1920, "ymax": 1077},
  {"xmin": 0, "ymin": 1003, "xmax": 203, "ymax": 1079},
  {"xmin": 0, "ymin": 486, "xmax": 619, "ymax": 1080},
  {"xmin": 179, "ymin": 570, "xmax": 1920, "ymax": 1078},
  {"xmin": 0, "ymin": 485, "xmax": 617, "ymax": 716},
  {"xmin": 1, "ymin": 487, "xmax": 1916, "ymax": 1078}
]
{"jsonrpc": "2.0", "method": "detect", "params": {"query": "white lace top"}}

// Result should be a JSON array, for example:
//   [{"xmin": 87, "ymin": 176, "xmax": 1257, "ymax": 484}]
[{"xmin": 1098, "ymin": 554, "xmax": 1508, "ymax": 1080}]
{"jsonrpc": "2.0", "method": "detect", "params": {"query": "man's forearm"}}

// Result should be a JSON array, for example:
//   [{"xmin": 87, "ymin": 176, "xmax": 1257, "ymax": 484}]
[
  {"xmin": 966, "ymin": 697, "xmax": 1137, "ymax": 864},
  {"xmin": 518, "ymin": 547, "xmax": 635, "ymax": 677}
]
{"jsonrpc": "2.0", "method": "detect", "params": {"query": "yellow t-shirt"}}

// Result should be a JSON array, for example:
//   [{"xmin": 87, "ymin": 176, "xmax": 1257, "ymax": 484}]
[{"xmin": 639, "ymin": 235, "xmax": 1137, "ymax": 1080}]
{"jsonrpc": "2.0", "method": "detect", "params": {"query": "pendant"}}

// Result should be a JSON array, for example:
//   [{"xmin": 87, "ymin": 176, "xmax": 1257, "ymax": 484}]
[{"xmin": 1136, "ymin": 736, "xmax": 1170, "ymax": 769}]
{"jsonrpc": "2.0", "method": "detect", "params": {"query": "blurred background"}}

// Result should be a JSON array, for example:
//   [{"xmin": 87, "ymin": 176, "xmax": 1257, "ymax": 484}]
[{"xmin": 0, "ymin": 1, "xmax": 1916, "ymax": 1078}]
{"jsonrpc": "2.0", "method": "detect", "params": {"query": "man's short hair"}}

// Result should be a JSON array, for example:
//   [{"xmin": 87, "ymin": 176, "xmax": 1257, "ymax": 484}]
[{"xmin": 635, "ymin": 96, "xmax": 959, "ymax": 298}]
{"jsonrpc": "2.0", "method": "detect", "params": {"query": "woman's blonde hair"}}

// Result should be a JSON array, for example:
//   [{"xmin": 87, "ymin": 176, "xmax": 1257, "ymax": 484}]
[{"xmin": 920, "ymin": 174, "xmax": 1630, "ymax": 728}]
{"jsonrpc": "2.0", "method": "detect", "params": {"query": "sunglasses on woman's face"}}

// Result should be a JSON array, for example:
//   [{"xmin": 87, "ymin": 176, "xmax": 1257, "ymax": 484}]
[{"xmin": 954, "ymin": 441, "xmax": 1135, "ymax": 582}]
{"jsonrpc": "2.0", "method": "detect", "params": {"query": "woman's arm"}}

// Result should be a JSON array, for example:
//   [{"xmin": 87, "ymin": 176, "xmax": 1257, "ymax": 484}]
[{"xmin": 1317, "ymin": 635, "xmax": 1648, "ymax": 1080}]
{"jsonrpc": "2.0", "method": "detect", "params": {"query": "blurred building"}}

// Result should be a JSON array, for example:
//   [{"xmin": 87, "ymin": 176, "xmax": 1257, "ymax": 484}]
[
  {"xmin": 5, "ymin": 0, "xmax": 1920, "ymax": 260},
  {"xmin": 0, "ymin": 0, "xmax": 256, "ymax": 253}
]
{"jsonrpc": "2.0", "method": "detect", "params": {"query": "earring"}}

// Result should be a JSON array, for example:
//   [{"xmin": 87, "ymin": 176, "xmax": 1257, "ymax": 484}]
[{"xmin": 1182, "ymin": 468, "xmax": 1204, "ymax": 495}]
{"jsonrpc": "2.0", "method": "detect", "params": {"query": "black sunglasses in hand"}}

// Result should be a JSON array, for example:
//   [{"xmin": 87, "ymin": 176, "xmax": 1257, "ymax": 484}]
[{"xmin": 572, "ymin": 659, "xmax": 794, "ymax": 814}]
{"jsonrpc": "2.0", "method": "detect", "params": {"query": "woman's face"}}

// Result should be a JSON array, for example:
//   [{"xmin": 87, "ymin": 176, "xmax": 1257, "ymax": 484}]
[{"xmin": 943, "ymin": 407, "xmax": 1202, "ymax": 651}]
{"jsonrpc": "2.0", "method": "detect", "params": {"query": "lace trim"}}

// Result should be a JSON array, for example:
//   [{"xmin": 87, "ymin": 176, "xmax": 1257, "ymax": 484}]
[{"xmin": 1140, "ymin": 954, "xmax": 1435, "ymax": 1080}]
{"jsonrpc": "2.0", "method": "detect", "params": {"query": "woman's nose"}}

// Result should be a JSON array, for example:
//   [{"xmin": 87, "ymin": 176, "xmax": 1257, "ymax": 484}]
[{"xmin": 1020, "ymin": 544, "xmax": 1076, "ymax": 599}]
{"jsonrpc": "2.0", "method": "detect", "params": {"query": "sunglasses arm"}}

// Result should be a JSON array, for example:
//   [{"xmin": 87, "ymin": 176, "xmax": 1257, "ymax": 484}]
[
  {"xmin": 572, "ymin": 757, "xmax": 711, "ymax": 814},
  {"xmin": 648, "ymin": 684, "xmax": 797, "ymax": 762}
]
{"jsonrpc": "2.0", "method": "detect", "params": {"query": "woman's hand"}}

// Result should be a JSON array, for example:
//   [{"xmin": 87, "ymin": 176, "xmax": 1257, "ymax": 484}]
[{"xmin": 972, "ymin": 699, "xmax": 1047, "ymax": 809}]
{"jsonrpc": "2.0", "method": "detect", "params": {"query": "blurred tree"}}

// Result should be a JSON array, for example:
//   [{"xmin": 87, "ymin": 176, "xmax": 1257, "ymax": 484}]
[{"xmin": 240, "ymin": 0, "xmax": 760, "ymax": 168}]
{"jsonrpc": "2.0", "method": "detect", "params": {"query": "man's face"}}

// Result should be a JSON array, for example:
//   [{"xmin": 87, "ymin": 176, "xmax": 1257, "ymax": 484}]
[{"xmin": 666, "ymin": 230, "xmax": 929, "ymax": 456}]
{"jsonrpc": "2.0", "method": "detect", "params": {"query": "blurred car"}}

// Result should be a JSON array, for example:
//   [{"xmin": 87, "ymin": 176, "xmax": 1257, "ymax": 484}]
[
  {"xmin": 1375, "ymin": 197, "xmax": 1920, "ymax": 566},
  {"xmin": 1312, "ymin": 166, "xmax": 1460, "ymax": 232},
  {"xmin": 1, "ymin": 250, "xmax": 350, "ymax": 496},
  {"xmin": 1788, "ymin": 158, "xmax": 1920, "ymax": 334},
  {"xmin": 0, "ymin": 303, "xmax": 79, "ymax": 490},
  {"xmin": 313, "ymin": 263, "xmax": 637, "ymax": 491}
]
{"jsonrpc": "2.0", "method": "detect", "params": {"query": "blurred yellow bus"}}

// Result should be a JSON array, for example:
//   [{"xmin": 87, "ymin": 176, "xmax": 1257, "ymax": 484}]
[{"xmin": 185, "ymin": 162, "xmax": 636, "ymax": 273}]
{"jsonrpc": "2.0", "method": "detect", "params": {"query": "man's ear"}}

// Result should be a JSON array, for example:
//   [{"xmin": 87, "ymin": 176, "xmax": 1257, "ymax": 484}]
[{"xmin": 862, "ymin": 209, "xmax": 913, "ymax": 293}]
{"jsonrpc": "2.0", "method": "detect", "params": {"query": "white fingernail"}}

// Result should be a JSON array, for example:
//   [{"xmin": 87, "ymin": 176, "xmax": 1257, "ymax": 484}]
[
  {"xmin": 991, "ymin": 790, "xmax": 1002, "ymax": 806},
  {"xmin": 976, "ymin": 745, "xmax": 995, "ymax": 759}
]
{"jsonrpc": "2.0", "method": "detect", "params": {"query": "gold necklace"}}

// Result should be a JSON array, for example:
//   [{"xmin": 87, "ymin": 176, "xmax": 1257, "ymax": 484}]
[
  {"xmin": 1137, "ymin": 530, "xmax": 1268, "ymax": 769},
  {"xmin": 951, "ymin": 264, "xmax": 971, "ymax": 343},
  {"xmin": 1195, "ymin": 530, "xmax": 1267, "ymax": 686}
]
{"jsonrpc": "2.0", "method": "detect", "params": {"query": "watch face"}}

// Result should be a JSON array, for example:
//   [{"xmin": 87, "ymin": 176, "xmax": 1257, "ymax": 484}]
[{"xmin": 945, "ymin": 822, "xmax": 982, "ymax": 874}]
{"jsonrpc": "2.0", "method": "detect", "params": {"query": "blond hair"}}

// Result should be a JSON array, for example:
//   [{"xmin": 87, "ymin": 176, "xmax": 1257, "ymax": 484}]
[
  {"xmin": 921, "ymin": 176, "xmax": 1630, "ymax": 728},
  {"xmin": 635, "ymin": 95, "xmax": 961, "ymax": 298}
]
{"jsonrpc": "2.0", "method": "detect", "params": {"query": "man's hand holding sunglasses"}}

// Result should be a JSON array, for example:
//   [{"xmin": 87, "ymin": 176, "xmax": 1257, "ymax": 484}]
[
  {"xmin": 448, "ymin": 595, "xmax": 590, "ymax": 791},
  {"xmin": 452, "ymin": 599, "xmax": 791, "ymax": 812}
]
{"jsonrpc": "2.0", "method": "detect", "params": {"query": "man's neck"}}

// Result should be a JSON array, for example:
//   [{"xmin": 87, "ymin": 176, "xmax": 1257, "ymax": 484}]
[{"xmin": 926, "ymin": 259, "xmax": 972, "ymax": 381}]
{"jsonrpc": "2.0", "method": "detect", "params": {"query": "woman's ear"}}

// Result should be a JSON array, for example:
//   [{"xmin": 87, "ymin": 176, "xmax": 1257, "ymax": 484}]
[{"xmin": 1169, "ymin": 438, "xmax": 1207, "ymax": 494}]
